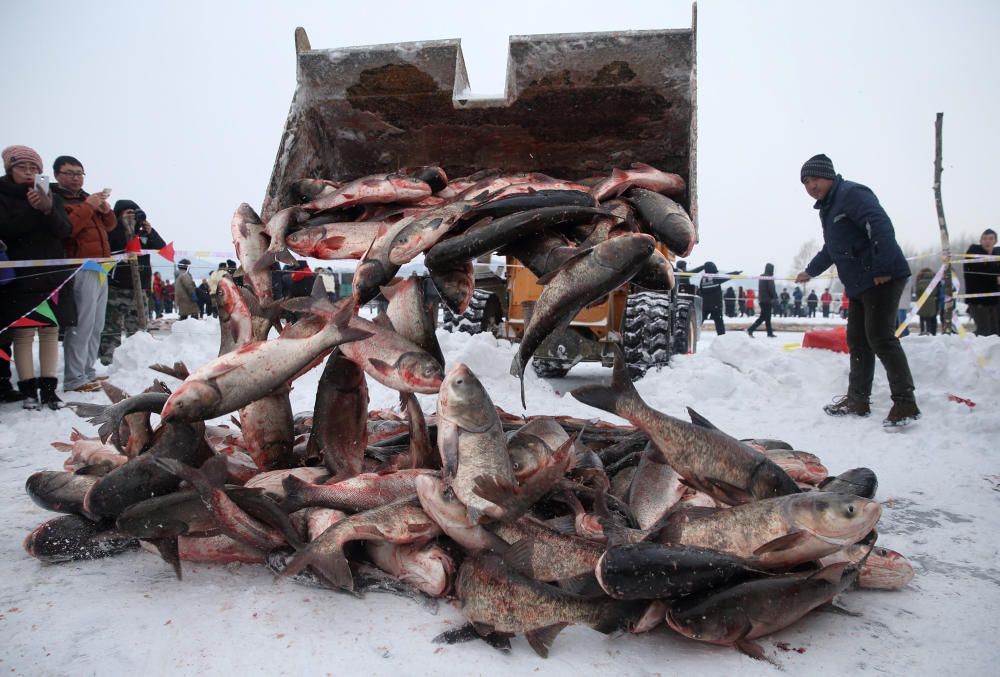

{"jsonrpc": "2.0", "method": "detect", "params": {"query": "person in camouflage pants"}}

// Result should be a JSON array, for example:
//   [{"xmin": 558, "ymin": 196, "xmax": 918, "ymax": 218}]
[{"xmin": 99, "ymin": 283, "xmax": 140, "ymax": 365}]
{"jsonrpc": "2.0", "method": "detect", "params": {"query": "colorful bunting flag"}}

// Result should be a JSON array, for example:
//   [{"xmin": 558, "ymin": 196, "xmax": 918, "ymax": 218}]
[
  {"xmin": 126, "ymin": 236, "xmax": 143, "ymax": 253},
  {"xmin": 158, "ymin": 242, "xmax": 175, "ymax": 262},
  {"xmin": 0, "ymin": 346, "xmax": 10, "ymax": 362},
  {"xmin": 34, "ymin": 300, "xmax": 59, "ymax": 325},
  {"xmin": 51, "ymin": 288, "xmax": 60, "ymax": 305},
  {"xmin": 80, "ymin": 259, "xmax": 105, "ymax": 273},
  {"xmin": 10, "ymin": 317, "xmax": 47, "ymax": 328}
]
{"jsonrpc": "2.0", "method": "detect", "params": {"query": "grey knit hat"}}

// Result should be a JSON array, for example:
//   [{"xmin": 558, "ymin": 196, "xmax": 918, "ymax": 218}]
[{"xmin": 800, "ymin": 154, "xmax": 836, "ymax": 183}]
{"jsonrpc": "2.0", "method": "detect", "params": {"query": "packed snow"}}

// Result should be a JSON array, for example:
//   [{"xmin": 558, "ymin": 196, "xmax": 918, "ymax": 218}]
[{"xmin": 1, "ymin": 317, "xmax": 998, "ymax": 676}]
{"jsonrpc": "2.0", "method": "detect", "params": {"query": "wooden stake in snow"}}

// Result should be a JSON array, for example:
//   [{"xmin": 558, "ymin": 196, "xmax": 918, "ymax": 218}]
[{"xmin": 933, "ymin": 112, "xmax": 954, "ymax": 334}]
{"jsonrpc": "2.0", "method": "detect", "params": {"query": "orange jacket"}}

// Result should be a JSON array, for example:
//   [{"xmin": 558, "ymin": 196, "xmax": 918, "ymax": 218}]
[{"xmin": 56, "ymin": 189, "xmax": 116, "ymax": 258}]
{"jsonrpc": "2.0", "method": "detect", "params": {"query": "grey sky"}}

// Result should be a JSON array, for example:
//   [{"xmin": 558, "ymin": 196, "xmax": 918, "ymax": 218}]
[{"xmin": 2, "ymin": 0, "xmax": 997, "ymax": 282}]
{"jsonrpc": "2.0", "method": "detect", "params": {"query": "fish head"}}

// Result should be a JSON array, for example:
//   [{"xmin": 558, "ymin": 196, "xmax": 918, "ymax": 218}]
[
  {"xmin": 402, "ymin": 544, "xmax": 456, "ymax": 597},
  {"xmin": 665, "ymin": 602, "xmax": 747, "ymax": 644},
  {"xmin": 438, "ymin": 363, "xmax": 496, "ymax": 430},
  {"xmin": 862, "ymin": 546, "xmax": 915, "ymax": 589},
  {"xmin": 286, "ymin": 225, "xmax": 325, "ymax": 253},
  {"xmin": 388, "ymin": 217, "xmax": 447, "ymax": 265},
  {"xmin": 415, "ymin": 474, "xmax": 472, "ymax": 529},
  {"xmin": 289, "ymin": 178, "xmax": 332, "ymax": 204},
  {"xmin": 352, "ymin": 261, "xmax": 386, "ymax": 303},
  {"xmin": 791, "ymin": 493, "xmax": 882, "ymax": 545},
  {"xmin": 161, "ymin": 381, "xmax": 221, "ymax": 423},
  {"xmin": 396, "ymin": 352, "xmax": 444, "ymax": 394},
  {"xmin": 506, "ymin": 418, "xmax": 568, "ymax": 482}
]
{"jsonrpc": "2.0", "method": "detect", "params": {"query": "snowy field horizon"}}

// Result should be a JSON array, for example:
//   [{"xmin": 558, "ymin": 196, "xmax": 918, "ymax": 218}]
[{"xmin": 1, "ymin": 318, "xmax": 998, "ymax": 675}]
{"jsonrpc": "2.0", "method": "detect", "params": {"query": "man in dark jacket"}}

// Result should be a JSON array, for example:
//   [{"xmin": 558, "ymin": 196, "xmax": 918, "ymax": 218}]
[
  {"xmin": 747, "ymin": 262, "xmax": 778, "ymax": 337},
  {"xmin": 963, "ymin": 228, "xmax": 999, "ymax": 336},
  {"xmin": 693, "ymin": 262, "xmax": 741, "ymax": 335},
  {"xmin": 806, "ymin": 290, "xmax": 819, "ymax": 318},
  {"xmin": 795, "ymin": 154, "xmax": 918, "ymax": 427},
  {"xmin": 52, "ymin": 155, "xmax": 115, "ymax": 392},
  {"xmin": 99, "ymin": 199, "xmax": 166, "ymax": 364}
]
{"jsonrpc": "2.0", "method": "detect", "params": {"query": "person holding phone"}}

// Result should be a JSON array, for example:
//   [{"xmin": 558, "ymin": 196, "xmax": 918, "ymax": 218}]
[
  {"xmin": 0, "ymin": 145, "xmax": 76, "ymax": 410},
  {"xmin": 51, "ymin": 155, "xmax": 116, "ymax": 392}
]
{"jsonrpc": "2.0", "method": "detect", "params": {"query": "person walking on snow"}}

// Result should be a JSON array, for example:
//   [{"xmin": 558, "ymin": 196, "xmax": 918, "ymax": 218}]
[{"xmin": 747, "ymin": 263, "xmax": 778, "ymax": 338}]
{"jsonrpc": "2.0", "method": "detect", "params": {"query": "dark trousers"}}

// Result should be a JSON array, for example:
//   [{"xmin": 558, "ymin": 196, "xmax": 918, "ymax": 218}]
[
  {"xmin": 705, "ymin": 304, "xmax": 725, "ymax": 335},
  {"xmin": 748, "ymin": 303, "xmax": 774, "ymax": 335},
  {"xmin": 822, "ymin": 304, "xmax": 830, "ymax": 318},
  {"xmin": 968, "ymin": 304, "xmax": 999, "ymax": 337},
  {"xmin": 919, "ymin": 316, "xmax": 937, "ymax": 336},
  {"xmin": 846, "ymin": 277, "xmax": 916, "ymax": 404}
]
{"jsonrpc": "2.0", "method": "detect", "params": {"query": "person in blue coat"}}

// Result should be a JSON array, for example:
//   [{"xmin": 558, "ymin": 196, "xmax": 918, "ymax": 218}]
[{"xmin": 795, "ymin": 154, "xmax": 919, "ymax": 427}]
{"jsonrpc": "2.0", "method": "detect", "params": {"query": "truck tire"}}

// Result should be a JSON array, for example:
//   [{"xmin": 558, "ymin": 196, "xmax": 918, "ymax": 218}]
[
  {"xmin": 622, "ymin": 291, "xmax": 673, "ymax": 380},
  {"xmin": 672, "ymin": 299, "xmax": 697, "ymax": 356},
  {"xmin": 441, "ymin": 289, "xmax": 501, "ymax": 335},
  {"xmin": 531, "ymin": 358, "xmax": 571, "ymax": 379}
]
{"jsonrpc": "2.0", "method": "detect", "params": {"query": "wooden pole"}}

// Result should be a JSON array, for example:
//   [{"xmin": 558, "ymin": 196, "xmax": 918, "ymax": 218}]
[
  {"xmin": 129, "ymin": 255, "xmax": 148, "ymax": 331},
  {"xmin": 933, "ymin": 112, "xmax": 954, "ymax": 333}
]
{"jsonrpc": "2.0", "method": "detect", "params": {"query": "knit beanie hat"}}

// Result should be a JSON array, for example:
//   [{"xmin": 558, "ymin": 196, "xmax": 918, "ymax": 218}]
[
  {"xmin": 800, "ymin": 154, "xmax": 836, "ymax": 183},
  {"xmin": 113, "ymin": 199, "xmax": 141, "ymax": 217},
  {"xmin": 2, "ymin": 145, "xmax": 44, "ymax": 173}
]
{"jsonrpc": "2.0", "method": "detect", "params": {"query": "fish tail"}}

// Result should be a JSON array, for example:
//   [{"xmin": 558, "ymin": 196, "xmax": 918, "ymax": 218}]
[
  {"xmin": 279, "ymin": 546, "xmax": 354, "ymax": 591},
  {"xmin": 570, "ymin": 346, "xmax": 642, "ymax": 417},
  {"xmin": 278, "ymin": 475, "xmax": 307, "ymax": 514},
  {"xmin": 251, "ymin": 250, "xmax": 278, "ymax": 275},
  {"xmin": 592, "ymin": 599, "xmax": 647, "ymax": 635}
]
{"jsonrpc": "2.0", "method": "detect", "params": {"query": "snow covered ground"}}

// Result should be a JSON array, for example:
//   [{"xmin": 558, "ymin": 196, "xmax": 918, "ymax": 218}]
[{"xmin": 1, "ymin": 318, "xmax": 998, "ymax": 675}]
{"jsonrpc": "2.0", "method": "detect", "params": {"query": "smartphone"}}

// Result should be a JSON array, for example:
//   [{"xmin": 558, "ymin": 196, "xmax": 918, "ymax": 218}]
[
  {"xmin": 102, "ymin": 187, "xmax": 113, "ymax": 198},
  {"xmin": 33, "ymin": 174, "xmax": 50, "ymax": 195}
]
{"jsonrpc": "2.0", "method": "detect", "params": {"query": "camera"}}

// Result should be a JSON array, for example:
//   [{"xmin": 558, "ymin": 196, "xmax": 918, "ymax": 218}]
[{"xmin": 135, "ymin": 209, "xmax": 147, "ymax": 225}]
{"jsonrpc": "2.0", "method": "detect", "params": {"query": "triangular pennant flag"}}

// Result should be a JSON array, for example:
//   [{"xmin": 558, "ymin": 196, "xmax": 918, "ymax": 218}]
[
  {"xmin": 126, "ymin": 236, "xmax": 143, "ymax": 253},
  {"xmin": 158, "ymin": 242, "xmax": 175, "ymax": 262},
  {"xmin": 51, "ymin": 288, "xmax": 60, "ymax": 305},
  {"xmin": 100, "ymin": 262, "xmax": 116, "ymax": 273},
  {"xmin": 81, "ymin": 259, "xmax": 105, "ymax": 273},
  {"xmin": 10, "ymin": 317, "xmax": 48, "ymax": 328},
  {"xmin": 0, "ymin": 347, "xmax": 10, "ymax": 362},
  {"xmin": 34, "ymin": 300, "xmax": 59, "ymax": 325}
]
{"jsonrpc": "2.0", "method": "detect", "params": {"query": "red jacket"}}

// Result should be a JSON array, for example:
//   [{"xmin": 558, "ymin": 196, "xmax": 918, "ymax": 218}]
[
  {"xmin": 153, "ymin": 275, "xmax": 164, "ymax": 300},
  {"xmin": 745, "ymin": 289, "xmax": 755, "ymax": 309},
  {"xmin": 821, "ymin": 291, "xmax": 833, "ymax": 305},
  {"xmin": 841, "ymin": 294, "xmax": 850, "ymax": 310},
  {"xmin": 54, "ymin": 187, "xmax": 116, "ymax": 258}
]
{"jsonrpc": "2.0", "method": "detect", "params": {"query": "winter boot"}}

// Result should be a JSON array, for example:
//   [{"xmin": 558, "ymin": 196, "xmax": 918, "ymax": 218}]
[
  {"xmin": 18, "ymin": 378, "xmax": 41, "ymax": 410},
  {"xmin": 822, "ymin": 394, "xmax": 871, "ymax": 418},
  {"xmin": 1, "ymin": 378, "xmax": 27, "ymax": 403},
  {"xmin": 37, "ymin": 377, "xmax": 66, "ymax": 410},
  {"xmin": 746, "ymin": 327, "xmax": 755, "ymax": 338},
  {"xmin": 883, "ymin": 400, "xmax": 921, "ymax": 428}
]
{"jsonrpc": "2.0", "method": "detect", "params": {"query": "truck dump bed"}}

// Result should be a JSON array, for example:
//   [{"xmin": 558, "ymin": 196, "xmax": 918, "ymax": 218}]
[{"xmin": 263, "ymin": 16, "xmax": 697, "ymax": 221}]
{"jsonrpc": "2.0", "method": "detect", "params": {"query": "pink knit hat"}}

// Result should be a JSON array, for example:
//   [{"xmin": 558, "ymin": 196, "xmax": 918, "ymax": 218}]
[{"xmin": 2, "ymin": 145, "xmax": 44, "ymax": 173}]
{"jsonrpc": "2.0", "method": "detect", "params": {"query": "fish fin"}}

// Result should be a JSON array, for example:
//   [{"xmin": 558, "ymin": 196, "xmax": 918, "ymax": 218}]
[
  {"xmin": 465, "ymin": 505, "xmax": 484, "ymax": 525},
  {"xmin": 644, "ymin": 442, "xmax": 671, "ymax": 465},
  {"xmin": 371, "ymin": 313, "xmax": 394, "ymax": 331},
  {"xmin": 281, "ymin": 548, "xmax": 354, "ymax": 591},
  {"xmin": 73, "ymin": 463, "xmax": 113, "ymax": 477},
  {"xmin": 534, "ymin": 268, "xmax": 560, "ymax": 286},
  {"xmin": 432, "ymin": 624, "xmax": 481, "ymax": 645},
  {"xmin": 502, "ymin": 538, "xmax": 535, "ymax": 576},
  {"xmin": 379, "ymin": 279, "xmax": 402, "ymax": 302},
  {"xmin": 438, "ymin": 423, "xmax": 459, "ymax": 478},
  {"xmin": 525, "ymin": 623, "xmax": 568, "ymax": 659},
  {"xmin": 276, "ymin": 248, "xmax": 297, "ymax": 267},
  {"xmin": 101, "ymin": 381, "xmax": 130, "ymax": 404},
  {"xmin": 753, "ymin": 530, "xmax": 807, "ymax": 556},
  {"xmin": 278, "ymin": 475, "xmax": 308, "ymax": 514},
  {"xmin": 544, "ymin": 514, "xmax": 577, "ymax": 536},
  {"xmin": 686, "ymin": 406, "xmax": 719, "ymax": 430},
  {"xmin": 145, "ymin": 537, "xmax": 183, "ymax": 581},
  {"xmin": 472, "ymin": 621, "xmax": 497, "ymax": 637},
  {"xmin": 229, "ymin": 415, "xmax": 242, "ymax": 429},
  {"xmin": 703, "ymin": 477, "xmax": 754, "ymax": 505},
  {"xmin": 195, "ymin": 360, "xmax": 242, "ymax": 380},
  {"xmin": 570, "ymin": 345, "xmax": 640, "ymax": 417},
  {"xmin": 557, "ymin": 574, "xmax": 591, "ymax": 595},
  {"xmin": 251, "ymin": 250, "xmax": 277, "ymax": 274},
  {"xmin": 367, "ymin": 358, "xmax": 395, "ymax": 378},
  {"xmin": 815, "ymin": 601, "xmax": 862, "ymax": 617},
  {"xmin": 200, "ymin": 455, "xmax": 230, "ymax": 487},
  {"xmin": 734, "ymin": 638, "xmax": 774, "ymax": 664},
  {"xmin": 629, "ymin": 162, "xmax": 654, "ymax": 171},
  {"xmin": 472, "ymin": 474, "xmax": 526, "ymax": 522}
]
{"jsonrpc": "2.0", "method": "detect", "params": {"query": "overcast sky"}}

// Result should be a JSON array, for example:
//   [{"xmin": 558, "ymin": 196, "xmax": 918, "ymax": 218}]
[{"xmin": 3, "ymin": 0, "xmax": 997, "ymax": 280}]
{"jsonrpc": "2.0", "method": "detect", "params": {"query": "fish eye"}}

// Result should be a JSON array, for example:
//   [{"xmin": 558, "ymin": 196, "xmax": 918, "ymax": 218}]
[
  {"xmin": 847, "ymin": 505, "xmax": 855, "ymax": 515},
  {"xmin": 455, "ymin": 378, "xmax": 464, "ymax": 385}
]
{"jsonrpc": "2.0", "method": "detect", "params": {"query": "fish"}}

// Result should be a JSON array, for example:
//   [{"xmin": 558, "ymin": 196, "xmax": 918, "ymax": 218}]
[
  {"xmin": 501, "ymin": 230, "xmax": 578, "ymax": 279},
  {"xmin": 512, "ymin": 234, "xmax": 657, "ymax": 407},
  {"xmin": 818, "ymin": 467, "xmax": 878, "ymax": 499},
  {"xmin": 436, "ymin": 363, "xmax": 516, "ymax": 523},
  {"xmin": 659, "ymin": 492, "xmax": 882, "ymax": 569},
  {"xmin": 468, "ymin": 189, "xmax": 597, "ymax": 219},
  {"xmin": 382, "ymin": 274, "xmax": 445, "ymax": 369},
  {"xmin": 665, "ymin": 561, "xmax": 860, "ymax": 662},
  {"xmin": 231, "ymin": 203, "xmax": 276, "ymax": 306},
  {"xmin": 506, "ymin": 417, "xmax": 571, "ymax": 483},
  {"xmin": 87, "ymin": 387, "xmax": 169, "ymax": 456},
  {"xmin": 423, "ymin": 205, "xmax": 610, "ymax": 270},
  {"xmin": 82, "ymin": 420, "xmax": 210, "ymax": 520},
  {"xmin": 629, "ymin": 248, "xmax": 676, "ymax": 292},
  {"xmin": 215, "ymin": 275, "xmax": 255, "ymax": 356},
  {"xmin": 23, "ymin": 514, "xmax": 138, "ymax": 564},
  {"xmin": 339, "ymin": 315, "xmax": 443, "ymax": 394},
  {"xmin": 819, "ymin": 543, "xmax": 914, "ymax": 590},
  {"xmin": 243, "ymin": 467, "xmax": 329, "ymax": 501},
  {"xmin": 172, "ymin": 534, "xmax": 266, "ymax": 564},
  {"xmin": 276, "ymin": 496, "xmax": 441, "ymax": 591},
  {"xmin": 623, "ymin": 187, "xmax": 697, "ymax": 257},
  {"xmin": 288, "ymin": 178, "xmax": 339, "ymax": 205},
  {"xmin": 366, "ymin": 541, "xmax": 456, "ymax": 597},
  {"xmin": 285, "ymin": 221, "xmax": 385, "ymax": 260},
  {"xmin": 352, "ymin": 221, "xmax": 405, "ymax": 304},
  {"xmin": 456, "ymin": 553, "xmax": 642, "ymax": 658},
  {"xmin": 590, "ymin": 163, "xmax": 686, "ymax": 203},
  {"xmin": 399, "ymin": 165, "xmax": 448, "ymax": 193},
  {"xmin": 25, "ymin": 471, "xmax": 100, "ymax": 516},
  {"xmin": 595, "ymin": 542, "xmax": 769, "ymax": 600},
  {"xmin": 307, "ymin": 350, "xmax": 368, "ymax": 479},
  {"xmin": 279, "ymin": 469, "xmax": 436, "ymax": 513},
  {"xmin": 304, "ymin": 173, "xmax": 431, "ymax": 213},
  {"xmin": 161, "ymin": 295, "xmax": 370, "ymax": 422},
  {"xmin": 761, "ymin": 449, "xmax": 829, "ymax": 485},
  {"xmin": 487, "ymin": 516, "xmax": 606, "ymax": 583},
  {"xmin": 572, "ymin": 349, "xmax": 801, "ymax": 506},
  {"xmin": 238, "ymin": 391, "xmax": 295, "ymax": 472},
  {"xmin": 385, "ymin": 194, "xmax": 497, "ymax": 266},
  {"xmin": 414, "ymin": 474, "xmax": 509, "ymax": 553},
  {"xmin": 626, "ymin": 442, "xmax": 687, "ymax": 531},
  {"xmin": 254, "ymin": 205, "xmax": 311, "ymax": 272}
]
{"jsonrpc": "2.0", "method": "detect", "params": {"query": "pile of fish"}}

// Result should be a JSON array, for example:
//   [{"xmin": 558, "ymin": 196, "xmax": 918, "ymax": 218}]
[{"xmin": 21, "ymin": 164, "xmax": 913, "ymax": 665}]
